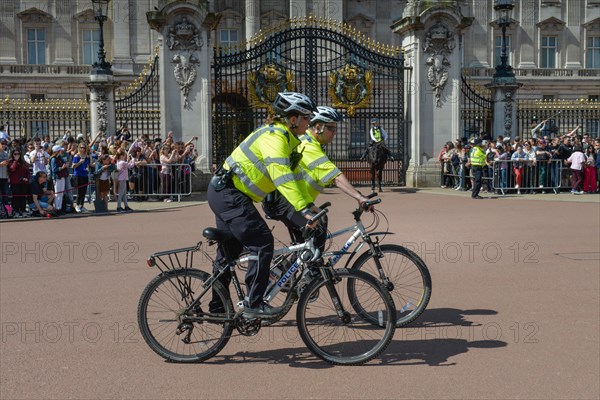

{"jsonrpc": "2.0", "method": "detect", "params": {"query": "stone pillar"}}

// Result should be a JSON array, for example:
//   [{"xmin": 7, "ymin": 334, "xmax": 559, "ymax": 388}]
[
  {"xmin": 147, "ymin": 1, "xmax": 215, "ymax": 189},
  {"xmin": 487, "ymin": 81, "xmax": 522, "ymax": 139},
  {"xmin": 86, "ymin": 74, "xmax": 119, "ymax": 137},
  {"xmin": 245, "ymin": 0, "xmax": 260, "ymax": 43},
  {"xmin": 392, "ymin": 1, "xmax": 473, "ymax": 187},
  {"xmin": 0, "ymin": 2, "xmax": 17, "ymax": 63},
  {"xmin": 111, "ymin": 0, "xmax": 134, "ymax": 73}
]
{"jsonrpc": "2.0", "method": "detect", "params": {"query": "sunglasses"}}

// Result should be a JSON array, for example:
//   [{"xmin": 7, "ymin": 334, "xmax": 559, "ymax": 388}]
[{"xmin": 324, "ymin": 125, "xmax": 337, "ymax": 132}]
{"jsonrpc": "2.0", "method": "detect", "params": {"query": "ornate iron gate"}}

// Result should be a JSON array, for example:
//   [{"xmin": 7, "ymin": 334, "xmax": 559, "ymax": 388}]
[
  {"xmin": 213, "ymin": 17, "xmax": 406, "ymax": 187},
  {"xmin": 115, "ymin": 50, "xmax": 160, "ymax": 138},
  {"xmin": 460, "ymin": 73, "xmax": 493, "ymax": 137}
]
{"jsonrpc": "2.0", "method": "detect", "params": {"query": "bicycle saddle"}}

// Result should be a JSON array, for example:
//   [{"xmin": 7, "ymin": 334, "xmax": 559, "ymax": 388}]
[{"xmin": 202, "ymin": 227, "xmax": 234, "ymax": 242}]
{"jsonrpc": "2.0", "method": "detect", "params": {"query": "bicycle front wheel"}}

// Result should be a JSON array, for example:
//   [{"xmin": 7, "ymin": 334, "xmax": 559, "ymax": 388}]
[
  {"xmin": 351, "ymin": 244, "xmax": 432, "ymax": 327},
  {"xmin": 137, "ymin": 269, "xmax": 234, "ymax": 363},
  {"xmin": 296, "ymin": 269, "xmax": 396, "ymax": 365}
]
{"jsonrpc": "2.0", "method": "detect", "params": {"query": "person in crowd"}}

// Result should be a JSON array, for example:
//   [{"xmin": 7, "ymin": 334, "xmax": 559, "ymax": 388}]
[
  {"xmin": 49, "ymin": 145, "xmax": 70, "ymax": 214},
  {"xmin": 7, "ymin": 148, "xmax": 30, "ymax": 217},
  {"xmin": 72, "ymin": 143, "xmax": 91, "ymax": 212},
  {"xmin": 440, "ymin": 141, "xmax": 455, "ymax": 189},
  {"xmin": 0, "ymin": 139, "xmax": 9, "ymax": 209},
  {"xmin": 531, "ymin": 119, "xmax": 548, "ymax": 139},
  {"xmin": 0, "ymin": 125, "xmax": 9, "ymax": 142},
  {"xmin": 115, "ymin": 149, "xmax": 135, "ymax": 213},
  {"xmin": 511, "ymin": 145, "xmax": 529, "ymax": 194},
  {"xmin": 494, "ymin": 144, "xmax": 509, "ymax": 191},
  {"xmin": 595, "ymin": 139, "xmax": 600, "ymax": 192},
  {"xmin": 453, "ymin": 142, "xmax": 463, "ymax": 190},
  {"xmin": 29, "ymin": 171, "xmax": 55, "ymax": 217},
  {"xmin": 95, "ymin": 154, "xmax": 116, "ymax": 210},
  {"xmin": 582, "ymin": 146, "xmax": 597, "ymax": 194},
  {"xmin": 28, "ymin": 137, "xmax": 49, "ymax": 177},
  {"xmin": 159, "ymin": 145, "xmax": 177, "ymax": 202},
  {"xmin": 535, "ymin": 140, "xmax": 552, "ymax": 193},
  {"xmin": 565, "ymin": 145, "xmax": 586, "ymax": 194},
  {"xmin": 523, "ymin": 141, "xmax": 537, "ymax": 193},
  {"xmin": 484, "ymin": 141, "xmax": 496, "ymax": 193}
]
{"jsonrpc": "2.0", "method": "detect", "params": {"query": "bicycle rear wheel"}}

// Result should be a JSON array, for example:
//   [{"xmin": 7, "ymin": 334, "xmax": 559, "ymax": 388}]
[
  {"xmin": 296, "ymin": 269, "xmax": 396, "ymax": 365},
  {"xmin": 137, "ymin": 269, "xmax": 234, "ymax": 362},
  {"xmin": 351, "ymin": 244, "xmax": 432, "ymax": 327}
]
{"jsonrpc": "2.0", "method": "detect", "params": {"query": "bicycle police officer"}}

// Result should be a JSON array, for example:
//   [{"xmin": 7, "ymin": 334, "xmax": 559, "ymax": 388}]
[
  {"xmin": 207, "ymin": 92, "xmax": 319, "ymax": 318},
  {"xmin": 263, "ymin": 106, "xmax": 373, "ymax": 250}
]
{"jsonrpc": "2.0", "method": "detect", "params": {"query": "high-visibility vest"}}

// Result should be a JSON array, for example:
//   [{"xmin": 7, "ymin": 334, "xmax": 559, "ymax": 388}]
[
  {"xmin": 470, "ymin": 146, "xmax": 486, "ymax": 166},
  {"xmin": 224, "ymin": 122, "xmax": 311, "ymax": 211},
  {"xmin": 372, "ymin": 127, "xmax": 383, "ymax": 142},
  {"xmin": 296, "ymin": 131, "xmax": 342, "ymax": 202}
]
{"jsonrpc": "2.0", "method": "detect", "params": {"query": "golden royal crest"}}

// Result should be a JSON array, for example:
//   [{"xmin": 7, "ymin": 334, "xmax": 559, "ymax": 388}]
[
  {"xmin": 248, "ymin": 63, "xmax": 294, "ymax": 111},
  {"xmin": 329, "ymin": 63, "xmax": 372, "ymax": 116}
]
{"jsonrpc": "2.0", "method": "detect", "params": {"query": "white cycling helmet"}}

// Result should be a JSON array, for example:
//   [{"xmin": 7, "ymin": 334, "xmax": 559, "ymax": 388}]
[
  {"xmin": 272, "ymin": 92, "xmax": 317, "ymax": 117},
  {"xmin": 310, "ymin": 106, "xmax": 343, "ymax": 125}
]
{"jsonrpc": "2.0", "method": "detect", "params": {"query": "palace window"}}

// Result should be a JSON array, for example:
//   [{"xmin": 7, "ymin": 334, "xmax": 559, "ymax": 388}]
[
  {"xmin": 541, "ymin": 36, "xmax": 557, "ymax": 68},
  {"xmin": 83, "ymin": 29, "xmax": 101, "ymax": 65},
  {"xmin": 27, "ymin": 28, "xmax": 46, "ymax": 64},
  {"xmin": 586, "ymin": 36, "xmax": 600, "ymax": 68},
  {"xmin": 220, "ymin": 29, "xmax": 239, "ymax": 49}
]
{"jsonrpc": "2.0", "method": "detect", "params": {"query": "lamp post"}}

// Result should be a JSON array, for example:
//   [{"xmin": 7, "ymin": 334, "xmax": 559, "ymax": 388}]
[
  {"xmin": 92, "ymin": 0, "xmax": 112, "ymax": 75},
  {"xmin": 493, "ymin": 0, "xmax": 515, "ymax": 79}
]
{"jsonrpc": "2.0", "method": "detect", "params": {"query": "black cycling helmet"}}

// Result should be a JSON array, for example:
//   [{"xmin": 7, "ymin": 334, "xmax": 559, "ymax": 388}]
[
  {"xmin": 310, "ymin": 106, "xmax": 343, "ymax": 125},
  {"xmin": 272, "ymin": 92, "xmax": 317, "ymax": 117}
]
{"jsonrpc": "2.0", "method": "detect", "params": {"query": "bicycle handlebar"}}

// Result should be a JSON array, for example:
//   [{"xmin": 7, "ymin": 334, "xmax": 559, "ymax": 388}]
[{"xmin": 308, "ymin": 208, "xmax": 329, "ymax": 225}]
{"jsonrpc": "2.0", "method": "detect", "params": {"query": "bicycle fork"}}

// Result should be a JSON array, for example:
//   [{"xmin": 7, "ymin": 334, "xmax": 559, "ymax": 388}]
[{"xmin": 319, "ymin": 269, "xmax": 352, "ymax": 324}]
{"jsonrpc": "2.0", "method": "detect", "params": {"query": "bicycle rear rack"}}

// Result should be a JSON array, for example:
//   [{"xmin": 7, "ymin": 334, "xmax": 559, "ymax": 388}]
[{"xmin": 147, "ymin": 242, "xmax": 204, "ymax": 273}]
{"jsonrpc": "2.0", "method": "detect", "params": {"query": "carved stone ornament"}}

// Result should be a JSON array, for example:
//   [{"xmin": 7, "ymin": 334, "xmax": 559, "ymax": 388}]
[
  {"xmin": 328, "ymin": 63, "xmax": 372, "ymax": 117},
  {"xmin": 423, "ymin": 22, "xmax": 455, "ymax": 107},
  {"xmin": 95, "ymin": 88, "xmax": 108, "ymax": 133},
  {"xmin": 167, "ymin": 17, "xmax": 203, "ymax": 51},
  {"xmin": 248, "ymin": 63, "xmax": 294, "ymax": 111},
  {"xmin": 503, "ymin": 89, "xmax": 516, "ymax": 136},
  {"xmin": 172, "ymin": 54, "xmax": 199, "ymax": 110}
]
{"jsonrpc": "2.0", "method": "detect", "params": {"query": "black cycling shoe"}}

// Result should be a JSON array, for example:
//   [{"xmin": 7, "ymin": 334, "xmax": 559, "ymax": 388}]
[
  {"xmin": 208, "ymin": 299, "xmax": 225, "ymax": 314},
  {"xmin": 242, "ymin": 302, "xmax": 282, "ymax": 319}
]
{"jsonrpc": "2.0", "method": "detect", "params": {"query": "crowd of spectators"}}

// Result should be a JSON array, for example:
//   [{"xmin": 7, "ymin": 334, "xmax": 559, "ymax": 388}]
[
  {"xmin": 0, "ymin": 125, "xmax": 198, "ymax": 219},
  {"xmin": 438, "ymin": 123, "xmax": 600, "ymax": 195}
]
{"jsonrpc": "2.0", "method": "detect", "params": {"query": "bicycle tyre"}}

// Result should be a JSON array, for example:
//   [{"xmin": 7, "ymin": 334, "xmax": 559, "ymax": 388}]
[
  {"xmin": 351, "ymin": 244, "xmax": 432, "ymax": 327},
  {"xmin": 137, "ymin": 269, "xmax": 234, "ymax": 363},
  {"xmin": 296, "ymin": 269, "xmax": 396, "ymax": 365}
]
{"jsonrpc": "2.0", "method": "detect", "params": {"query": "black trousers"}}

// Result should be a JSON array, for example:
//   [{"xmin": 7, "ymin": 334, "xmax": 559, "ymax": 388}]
[
  {"xmin": 472, "ymin": 165, "xmax": 483, "ymax": 198},
  {"xmin": 207, "ymin": 183, "xmax": 274, "ymax": 308}
]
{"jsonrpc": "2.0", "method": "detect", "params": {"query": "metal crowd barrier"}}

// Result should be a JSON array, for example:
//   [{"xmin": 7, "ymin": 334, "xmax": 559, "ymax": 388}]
[
  {"xmin": 439, "ymin": 159, "xmax": 567, "ymax": 195},
  {"xmin": 491, "ymin": 159, "xmax": 564, "ymax": 195},
  {"xmin": 73, "ymin": 162, "xmax": 193, "ymax": 204}
]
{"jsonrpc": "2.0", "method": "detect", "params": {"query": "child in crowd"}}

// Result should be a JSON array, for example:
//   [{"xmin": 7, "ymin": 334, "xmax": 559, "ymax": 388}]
[
  {"xmin": 115, "ymin": 149, "xmax": 136, "ymax": 213},
  {"xmin": 49, "ymin": 145, "xmax": 70, "ymax": 214}
]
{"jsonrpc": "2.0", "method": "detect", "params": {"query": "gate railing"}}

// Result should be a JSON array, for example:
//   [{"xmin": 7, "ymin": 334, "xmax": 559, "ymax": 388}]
[
  {"xmin": 0, "ymin": 97, "xmax": 89, "ymax": 141},
  {"xmin": 115, "ymin": 47, "xmax": 161, "ymax": 139},
  {"xmin": 516, "ymin": 99, "xmax": 600, "ymax": 140},
  {"xmin": 461, "ymin": 72, "xmax": 494, "ymax": 137},
  {"xmin": 213, "ymin": 15, "xmax": 406, "ymax": 187}
]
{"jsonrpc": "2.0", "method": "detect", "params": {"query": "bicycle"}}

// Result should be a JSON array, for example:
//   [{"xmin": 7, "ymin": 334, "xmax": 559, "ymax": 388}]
[
  {"xmin": 137, "ymin": 206, "xmax": 397, "ymax": 365},
  {"xmin": 268, "ymin": 193, "xmax": 432, "ymax": 328}
]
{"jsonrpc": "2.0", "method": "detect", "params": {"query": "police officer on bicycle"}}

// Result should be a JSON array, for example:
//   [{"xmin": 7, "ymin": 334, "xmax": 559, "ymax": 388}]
[
  {"xmin": 207, "ymin": 92, "xmax": 320, "ymax": 318},
  {"xmin": 263, "ymin": 106, "xmax": 373, "ymax": 251}
]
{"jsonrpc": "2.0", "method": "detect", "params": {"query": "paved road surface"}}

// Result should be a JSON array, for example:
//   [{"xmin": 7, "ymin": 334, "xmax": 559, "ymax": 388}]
[{"xmin": 1, "ymin": 189, "xmax": 598, "ymax": 399}]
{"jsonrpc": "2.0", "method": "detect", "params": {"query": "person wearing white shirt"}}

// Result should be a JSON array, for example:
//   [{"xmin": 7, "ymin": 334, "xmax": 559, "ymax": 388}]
[
  {"xmin": 28, "ymin": 139, "xmax": 49, "ymax": 176},
  {"xmin": 0, "ymin": 125, "xmax": 9, "ymax": 142}
]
